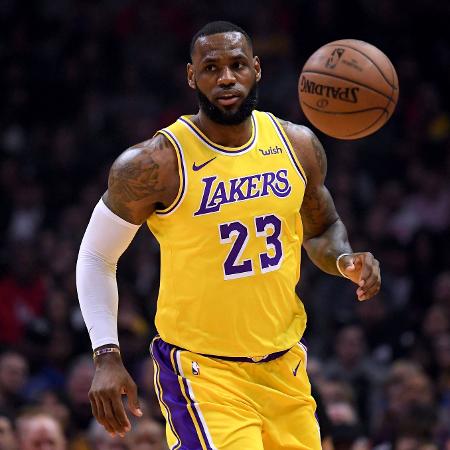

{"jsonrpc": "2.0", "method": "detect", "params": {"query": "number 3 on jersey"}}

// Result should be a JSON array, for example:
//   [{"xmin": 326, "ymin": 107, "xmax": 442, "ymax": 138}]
[{"xmin": 219, "ymin": 214, "xmax": 283, "ymax": 280}]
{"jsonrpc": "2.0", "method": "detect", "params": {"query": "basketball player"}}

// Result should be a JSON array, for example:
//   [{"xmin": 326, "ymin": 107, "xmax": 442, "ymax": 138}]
[{"xmin": 76, "ymin": 21, "xmax": 381, "ymax": 449}]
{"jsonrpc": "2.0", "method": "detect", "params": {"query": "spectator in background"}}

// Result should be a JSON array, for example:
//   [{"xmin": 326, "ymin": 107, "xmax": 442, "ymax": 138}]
[
  {"xmin": 86, "ymin": 416, "xmax": 166, "ymax": 450},
  {"xmin": 318, "ymin": 377, "xmax": 368, "ymax": 449},
  {"xmin": 16, "ymin": 412, "xmax": 66, "ymax": 450},
  {"xmin": 0, "ymin": 352, "xmax": 28, "ymax": 418},
  {"xmin": 324, "ymin": 324, "xmax": 385, "ymax": 426},
  {"xmin": 374, "ymin": 361, "xmax": 437, "ymax": 447},
  {"xmin": 7, "ymin": 182, "xmax": 44, "ymax": 242},
  {"xmin": 86, "ymin": 421, "xmax": 130, "ymax": 450},
  {"xmin": 24, "ymin": 287, "xmax": 88, "ymax": 395},
  {"xmin": 31, "ymin": 390, "xmax": 72, "ymax": 439},
  {"xmin": 65, "ymin": 356, "xmax": 94, "ymax": 437},
  {"xmin": 0, "ymin": 243, "xmax": 46, "ymax": 347},
  {"xmin": 129, "ymin": 418, "xmax": 166, "ymax": 450},
  {"xmin": 0, "ymin": 412, "xmax": 17, "ymax": 450}
]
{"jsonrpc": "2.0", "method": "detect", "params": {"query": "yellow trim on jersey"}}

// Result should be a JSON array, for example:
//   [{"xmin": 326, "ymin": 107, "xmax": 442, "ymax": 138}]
[
  {"xmin": 179, "ymin": 113, "xmax": 257, "ymax": 154},
  {"xmin": 154, "ymin": 130, "xmax": 187, "ymax": 215},
  {"xmin": 266, "ymin": 112, "xmax": 308, "ymax": 183}
]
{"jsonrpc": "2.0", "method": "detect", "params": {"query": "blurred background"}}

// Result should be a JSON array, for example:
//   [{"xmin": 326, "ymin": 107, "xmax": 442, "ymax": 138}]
[{"xmin": 0, "ymin": 1, "xmax": 449, "ymax": 449}]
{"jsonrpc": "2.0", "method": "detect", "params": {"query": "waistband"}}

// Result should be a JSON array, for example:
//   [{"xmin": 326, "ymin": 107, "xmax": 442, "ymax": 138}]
[
  {"xmin": 201, "ymin": 347, "xmax": 291, "ymax": 363},
  {"xmin": 152, "ymin": 336, "xmax": 292, "ymax": 363}
]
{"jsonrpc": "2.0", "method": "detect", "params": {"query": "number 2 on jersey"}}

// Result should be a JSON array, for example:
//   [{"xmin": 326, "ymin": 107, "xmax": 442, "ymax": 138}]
[{"xmin": 219, "ymin": 214, "xmax": 283, "ymax": 280}]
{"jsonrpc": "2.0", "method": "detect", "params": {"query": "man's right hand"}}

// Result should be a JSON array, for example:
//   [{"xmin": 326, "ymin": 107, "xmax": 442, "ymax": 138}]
[{"xmin": 89, "ymin": 351, "xmax": 143, "ymax": 437}]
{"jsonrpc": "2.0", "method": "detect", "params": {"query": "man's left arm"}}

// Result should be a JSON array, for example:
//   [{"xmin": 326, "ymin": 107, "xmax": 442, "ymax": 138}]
[{"xmin": 281, "ymin": 120, "xmax": 380, "ymax": 301}]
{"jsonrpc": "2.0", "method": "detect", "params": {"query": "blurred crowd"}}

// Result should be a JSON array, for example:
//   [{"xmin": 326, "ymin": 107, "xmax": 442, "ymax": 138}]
[{"xmin": 0, "ymin": 1, "xmax": 449, "ymax": 449}]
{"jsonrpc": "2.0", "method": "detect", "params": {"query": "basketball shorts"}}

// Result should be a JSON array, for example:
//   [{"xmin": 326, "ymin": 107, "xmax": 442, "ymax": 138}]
[{"xmin": 150, "ymin": 337, "xmax": 321, "ymax": 450}]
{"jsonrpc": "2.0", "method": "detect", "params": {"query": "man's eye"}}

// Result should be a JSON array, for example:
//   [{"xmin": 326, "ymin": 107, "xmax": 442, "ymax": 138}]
[
  {"xmin": 205, "ymin": 65, "xmax": 216, "ymax": 71},
  {"xmin": 232, "ymin": 62, "xmax": 244, "ymax": 70}
]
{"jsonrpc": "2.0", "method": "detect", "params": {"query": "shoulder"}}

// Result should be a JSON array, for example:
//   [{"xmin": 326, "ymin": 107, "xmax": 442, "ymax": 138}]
[
  {"xmin": 103, "ymin": 133, "xmax": 179, "ymax": 224},
  {"xmin": 111, "ymin": 133, "xmax": 177, "ymax": 179},
  {"xmin": 278, "ymin": 118, "xmax": 327, "ymax": 183}
]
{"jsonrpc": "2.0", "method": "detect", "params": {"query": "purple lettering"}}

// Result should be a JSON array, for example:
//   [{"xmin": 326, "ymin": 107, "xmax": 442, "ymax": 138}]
[
  {"xmin": 208, "ymin": 181, "xmax": 228, "ymax": 207},
  {"xmin": 194, "ymin": 176, "xmax": 220, "ymax": 215},
  {"xmin": 194, "ymin": 169, "xmax": 292, "ymax": 217},
  {"xmin": 246, "ymin": 174, "xmax": 261, "ymax": 199},
  {"xmin": 228, "ymin": 177, "xmax": 247, "ymax": 202},
  {"xmin": 273, "ymin": 169, "xmax": 292, "ymax": 197},
  {"xmin": 261, "ymin": 172, "xmax": 276, "ymax": 196}
]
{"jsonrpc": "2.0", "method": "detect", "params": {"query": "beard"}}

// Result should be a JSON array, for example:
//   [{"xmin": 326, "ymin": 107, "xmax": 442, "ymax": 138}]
[{"xmin": 196, "ymin": 81, "xmax": 258, "ymax": 125}]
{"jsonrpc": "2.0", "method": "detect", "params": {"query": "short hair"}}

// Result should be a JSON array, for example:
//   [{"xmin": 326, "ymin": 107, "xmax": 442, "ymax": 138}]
[
  {"xmin": 16, "ymin": 410, "xmax": 65, "ymax": 440},
  {"xmin": 190, "ymin": 21, "xmax": 252, "ymax": 58}
]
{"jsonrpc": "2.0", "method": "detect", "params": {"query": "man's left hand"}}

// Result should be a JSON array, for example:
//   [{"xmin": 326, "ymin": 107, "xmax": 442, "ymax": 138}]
[{"xmin": 338, "ymin": 252, "xmax": 381, "ymax": 301}]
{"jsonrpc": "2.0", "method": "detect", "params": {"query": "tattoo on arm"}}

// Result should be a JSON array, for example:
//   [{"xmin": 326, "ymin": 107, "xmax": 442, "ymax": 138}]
[
  {"xmin": 301, "ymin": 134, "xmax": 338, "ymax": 239},
  {"xmin": 108, "ymin": 157, "xmax": 163, "ymax": 203},
  {"xmin": 104, "ymin": 134, "xmax": 170, "ymax": 224},
  {"xmin": 310, "ymin": 132, "xmax": 326, "ymax": 178},
  {"xmin": 267, "ymin": 119, "xmax": 356, "ymax": 276},
  {"xmin": 300, "ymin": 130, "xmax": 352, "ymax": 272},
  {"xmin": 302, "ymin": 185, "xmax": 339, "ymax": 238},
  {"xmin": 281, "ymin": 119, "xmax": 352, "ymax": 274}
]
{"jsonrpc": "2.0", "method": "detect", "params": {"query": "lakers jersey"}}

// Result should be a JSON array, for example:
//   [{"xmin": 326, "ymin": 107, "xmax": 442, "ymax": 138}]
[{"xmin": 147, "ymin": 110, "xmax": 308, "ymax": 357}]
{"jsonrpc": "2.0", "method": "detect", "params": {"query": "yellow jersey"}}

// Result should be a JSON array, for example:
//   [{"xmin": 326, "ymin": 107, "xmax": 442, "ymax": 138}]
[{"xmin": 147, "ymin": 110, "xmax": 308, "ymax": 357}]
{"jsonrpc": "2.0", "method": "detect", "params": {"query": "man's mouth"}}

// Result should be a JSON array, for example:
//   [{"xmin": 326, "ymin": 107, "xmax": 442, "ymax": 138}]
[{"xmin": 216, "ymin": 93, "xmax": 241, "ymax": 106}]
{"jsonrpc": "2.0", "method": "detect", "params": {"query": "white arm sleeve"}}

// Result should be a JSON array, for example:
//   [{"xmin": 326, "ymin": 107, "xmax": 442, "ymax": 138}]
[{"xmin": 76, "ymin": 199, "xmax": 140, "ymax": 350}]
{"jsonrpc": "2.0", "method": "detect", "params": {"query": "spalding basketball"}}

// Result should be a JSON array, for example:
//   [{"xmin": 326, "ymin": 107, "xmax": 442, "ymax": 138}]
[{"xmin": 298, "ymin": 39, "xmax": 399, "ymax": 139}]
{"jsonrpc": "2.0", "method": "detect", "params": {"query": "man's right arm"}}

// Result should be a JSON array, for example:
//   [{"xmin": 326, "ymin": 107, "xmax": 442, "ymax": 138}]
[{"xmin": 76, "ymin": 133, "xmax": 178, "ymax": 437}]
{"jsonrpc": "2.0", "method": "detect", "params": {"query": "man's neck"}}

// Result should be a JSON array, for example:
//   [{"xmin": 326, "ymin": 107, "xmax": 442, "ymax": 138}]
[{"xmin": 191, "ymin": 110, "xmax": 253, "ymax": 148}]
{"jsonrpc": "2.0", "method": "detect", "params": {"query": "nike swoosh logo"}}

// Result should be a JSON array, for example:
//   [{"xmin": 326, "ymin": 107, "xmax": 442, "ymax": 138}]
[
  {"xmin": 293, "ymin": 360, "xmax": 301, "ymax": 376},
  {"xmin": 192, "ymin": 157, "xmax": 217, "ymax": 171}
]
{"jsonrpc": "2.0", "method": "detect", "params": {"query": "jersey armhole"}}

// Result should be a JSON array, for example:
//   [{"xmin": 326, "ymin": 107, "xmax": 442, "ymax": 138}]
[
  {"xmin": 265, "ymin": 112, "xmax": 308, "ymax": 186},
  {"xmin": 154, "ymin": 129, "xmax": 187, "ymax": 216}
]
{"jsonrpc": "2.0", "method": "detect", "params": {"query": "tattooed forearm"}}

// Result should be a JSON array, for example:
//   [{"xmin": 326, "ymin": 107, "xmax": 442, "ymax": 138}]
[
  {"xmin": 279, "ymin": 119, "xmax": 352, "ymax": 273},
  {"xmin": 301, "ymin": 185, "xmax": 339, "ymax": 239},
  {"xmin": 303, "ymin": 218, "xmax": 353, "ymax": 275},
  {"xmin": 300, "ymin": 147, "xmax": 350, "ymax": 272}
]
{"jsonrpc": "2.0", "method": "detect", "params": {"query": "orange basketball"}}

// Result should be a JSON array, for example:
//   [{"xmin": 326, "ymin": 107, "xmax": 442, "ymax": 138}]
[{"xmin": 298, "ymin": 39, "xmax": 399, "ymax": 140}]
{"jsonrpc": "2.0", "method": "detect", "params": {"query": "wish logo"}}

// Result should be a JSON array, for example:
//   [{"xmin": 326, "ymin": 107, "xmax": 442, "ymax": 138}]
[
  {"xmin": 194, "ymin": 169, "xmax": 292, "ymax": 216},
  {"xmin": 259, "ymin": 146, "xmax": 282, "ymax": 156}
]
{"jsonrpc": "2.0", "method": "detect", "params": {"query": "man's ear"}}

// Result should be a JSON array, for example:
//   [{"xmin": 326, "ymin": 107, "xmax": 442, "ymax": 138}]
[
  {"xmin": 187, "ymin": 63, "xmax": 196, "ymax": 89},
  {"xmin": 254, "ymin": 56, "xmax": 261, "ymax": 82}
]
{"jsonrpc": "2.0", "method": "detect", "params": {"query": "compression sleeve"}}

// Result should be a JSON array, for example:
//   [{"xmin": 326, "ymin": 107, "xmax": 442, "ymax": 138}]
[{"xmin": 76, "ymin": 199, "xmax": 140, "ymax": 349}]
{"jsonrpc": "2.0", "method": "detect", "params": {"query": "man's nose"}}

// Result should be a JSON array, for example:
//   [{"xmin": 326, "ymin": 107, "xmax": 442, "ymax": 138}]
[{"xmin": 217, "ymin": 66, "xmax": 236, "ymax": 85}]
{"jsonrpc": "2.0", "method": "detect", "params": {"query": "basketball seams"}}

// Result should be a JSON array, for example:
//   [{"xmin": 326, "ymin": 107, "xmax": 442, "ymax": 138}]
[
  {"xmin": 300, "ymin": 70, "xmax": 395, "ymax": 102},
  {"xmin": 344, "ymin": 109, "xmax": 388, "ymax": 138},
  {"xmin": 301, "ymin": 100, "xmax": 388, "ymax": 138},
  {"xmin": 386, "ymin": 57, "xmax": 399, "ymax": 107},
  {"xmin": 336, "ymin": 77, "xmax": 394, "ymax": 137},
  {"xmin": 300, "ymin": 102, "xmax": 387, "ymax": 115},
  {"xmin": 322, "ymin": 43, "xmax": 398, "ymax": 90}
]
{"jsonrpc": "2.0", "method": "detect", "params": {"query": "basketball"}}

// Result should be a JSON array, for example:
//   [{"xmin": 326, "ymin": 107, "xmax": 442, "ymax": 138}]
[{"xmin": 298, "ymin": 39, "xmax": 399, "ymax": 140}]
